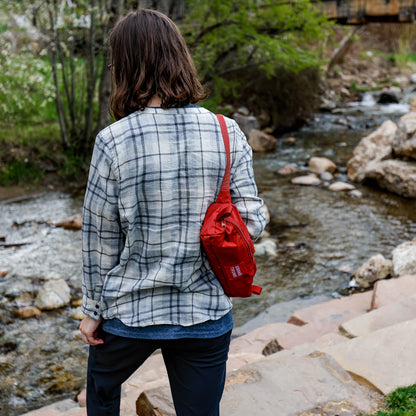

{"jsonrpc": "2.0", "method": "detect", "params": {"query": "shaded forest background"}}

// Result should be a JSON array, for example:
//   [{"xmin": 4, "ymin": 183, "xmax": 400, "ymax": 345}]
[{"xmin": 1, "ymin": 0, "xmax": 416, "ymax": 190}]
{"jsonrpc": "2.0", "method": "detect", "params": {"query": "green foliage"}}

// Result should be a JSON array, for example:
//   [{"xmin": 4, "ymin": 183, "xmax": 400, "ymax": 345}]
[
  {"xmin": 0, "ymin": 0, "xmax": 114, "ymax": 157},
  {"xmin": 0, "ymin": 160, "xmax": 44, "ymax": 186},
  {"xmin": 58, "ymin": 151, "xmax": 87, "ymax": 180},
  {"xmin": 200, "ymin": 96, "xmax": 222, "ymax": 114},
  {"xmin": 392, "ymin": 24, "xmax": 416, "ymax": 70},
  {"xmin": 349, "ymin": 81, "xmax": 371, "ymax": 93},
  {"xmin": 0, "ymin": 0, "xmax": 331, "ymax": 185},
  {"xmin": 0, "ymin": 121, "xmax": 61, "ymax": 185},
  {"xmin": 386, "ymin": 385, "xmax": 416, "ymax": 412},
  {"xmin": 360, "ymin": 385, "xmax": 416, "ymax": 416},
  {"xmin": 0, "ymin": 53, "xmax": 56, "ymax": 123},
  {"xmin": 0, "ymin": 121, "xmax": 60, "ymax": 145},
  {"xmin": 183, "ymin": 0, "xmax": 331, "ymax": 89},
  {"xmin": 0, "ymin": 23, "xmax": 8, "ymax": 34}
]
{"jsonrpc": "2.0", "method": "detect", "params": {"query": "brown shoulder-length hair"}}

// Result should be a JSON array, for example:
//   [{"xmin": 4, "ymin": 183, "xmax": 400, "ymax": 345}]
[{"xmin": 108, "ymin": 9, "xmax": 207, "ymax": 120}]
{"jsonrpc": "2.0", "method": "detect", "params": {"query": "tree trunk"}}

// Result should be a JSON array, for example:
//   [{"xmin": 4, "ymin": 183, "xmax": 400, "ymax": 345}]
[
  {"xmin": 325, "ymin": 26, "xmax": 365, "ymax": 75},
  {"xmin": 84, "ymin": 0, "xmax": 97, "ymax": 154},
  {"xmin": 96, "ymin": 0, "xmax": 125, "ymax": 133},
  {"xmin": 46, "ymin": 0, "xmax": 70, "ymax": 149}
]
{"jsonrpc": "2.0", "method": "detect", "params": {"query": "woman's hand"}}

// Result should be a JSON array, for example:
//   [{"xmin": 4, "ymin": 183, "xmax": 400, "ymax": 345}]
[{"xmin": 79, "ymin": 316, "xmax": 104, "ymax": 345}]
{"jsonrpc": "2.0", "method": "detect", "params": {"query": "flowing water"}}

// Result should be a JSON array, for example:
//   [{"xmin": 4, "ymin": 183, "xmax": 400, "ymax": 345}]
[{"xmin": 2, "ymin": 94, "xmax": 416, "ymax": 415}]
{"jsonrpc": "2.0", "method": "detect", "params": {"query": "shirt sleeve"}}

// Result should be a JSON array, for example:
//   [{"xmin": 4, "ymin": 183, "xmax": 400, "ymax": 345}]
[
  {"xmin": 81, "ymin": 134, "xmax": 124, "ymax": 320},
  {"xmin": 228, "ymin": 120, "xmax": 267, "ymax": 241}
]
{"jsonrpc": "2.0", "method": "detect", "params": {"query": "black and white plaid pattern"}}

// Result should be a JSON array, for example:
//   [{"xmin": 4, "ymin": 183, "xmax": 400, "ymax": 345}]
[{"xmin": 82, "ymin": 106, "xmax": 266, "ymax": 327}]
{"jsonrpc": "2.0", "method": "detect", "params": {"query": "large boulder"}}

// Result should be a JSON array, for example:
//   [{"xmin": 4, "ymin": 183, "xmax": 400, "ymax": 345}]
[
  {"xmin": 353, "ymin": 254, "xmax": 393, "ymax": 288},
  {"xmin": 392, "ymin": 111, "xmax": 416, "ymax": 160},
  {"xmin": 248, "ymin": 129, "xmax": 277, "ymax": 152},
  {"xmin": 363, "ymin": 159, "xmax": 416, "ymax": 198},
  {"xmin": 347, "ymin": 120, "xmax": 397, "ymax": 182},
  {"xmin": 391, "ymin": 237, "xmax": 416, "ymax": 277}
]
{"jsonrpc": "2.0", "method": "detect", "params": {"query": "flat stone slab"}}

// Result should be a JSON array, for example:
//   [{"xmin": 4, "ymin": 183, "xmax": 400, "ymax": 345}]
[
  {"xmin": 221, "ymin": 353, "xmax": 380, "ymax": 416},
  {"xmin": 322, "ymin": 318, "xmax": 416, "ymax": 395},
  {"xmin": 288, "ymin": 291, "xmax": 373, "ymax": 328},
  {"xmin": 371, "ymin": 274, "xmax": 416, "ymax": 310},
  {"xmin": 20, "ymin": 399, "xmax": 78, "ymax": 416},
  {"xmin": 285, "ymin": 332, "xmax": 349, "ymax": 358},
  {"xmin": 137, "ymin": 353, "xmax": 380, "ymax": 416},
  {"xmin": 230, "ymin": 319, "xmax": 348, "ymax": 359},
  {"xmin": 230, "ymin": 322, "xmax": 299, "ymax": 356},
  {"xmin": 341, "ymin": 294, "xmax": 416, "ymax": 337},
  {"xmin": 232, "ymin": 294, "xmax": 332, "ymax": 337}
]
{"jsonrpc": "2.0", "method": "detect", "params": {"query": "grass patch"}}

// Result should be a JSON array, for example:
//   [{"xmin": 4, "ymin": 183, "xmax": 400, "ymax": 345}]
[
  {"xmin": 0, "ymin": 121, "xmax": 62, "ymax": 186},
  {"xmin": 360, "ymin": 385, "xmax": 416, "ymax": 416},
  {"xmin": 1, "ymin": 122, "xmax": 60, "ymax": 146},
  {"xmin": 0, "ymin": 160, "xmax": 44, "ymax": 187},
  {"xmin": 0, "ymin": 23, "xmax": 9, "ymax": 34},
  {"xmin": 349, "ymin": 81, "xmax": 371, "ymax": 93}
]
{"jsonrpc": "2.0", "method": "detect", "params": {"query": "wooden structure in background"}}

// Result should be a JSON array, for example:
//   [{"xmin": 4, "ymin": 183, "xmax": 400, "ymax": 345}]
[{"xmin": 319, "ymin": 0, "xmax": 416, "ymax": 23}]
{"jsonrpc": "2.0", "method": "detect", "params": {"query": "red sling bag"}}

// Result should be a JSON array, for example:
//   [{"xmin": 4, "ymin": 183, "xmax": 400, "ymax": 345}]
[{"xmin": 200, "ymin": 114, "xmax": 262, "ymax": 297}]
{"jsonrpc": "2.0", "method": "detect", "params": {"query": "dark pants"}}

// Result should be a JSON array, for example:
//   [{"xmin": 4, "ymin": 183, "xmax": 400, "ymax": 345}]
[{"xmin": 87, "ymin": 329, "xmax": 231, "ymax": 416}]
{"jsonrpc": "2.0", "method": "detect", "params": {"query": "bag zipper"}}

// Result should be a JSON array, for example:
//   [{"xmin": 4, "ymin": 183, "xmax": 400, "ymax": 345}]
[{"xmin": 222, "ymin": 217, "xmax": 255, "ymax": 257}]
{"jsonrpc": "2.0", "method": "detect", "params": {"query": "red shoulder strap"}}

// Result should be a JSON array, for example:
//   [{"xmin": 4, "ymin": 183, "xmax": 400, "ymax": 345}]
[{"xmin": 216, "ymin": 114, "xmax": 231, "ymax": 204}]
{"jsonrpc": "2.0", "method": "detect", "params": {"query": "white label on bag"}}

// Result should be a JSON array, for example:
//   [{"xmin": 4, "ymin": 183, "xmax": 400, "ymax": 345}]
[{"xmin": 230, "ymin": 265, "xmax": 243, "ymax": 278}]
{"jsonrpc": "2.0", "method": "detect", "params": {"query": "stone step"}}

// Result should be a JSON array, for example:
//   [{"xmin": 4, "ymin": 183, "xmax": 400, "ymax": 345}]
[
  {"xmin": 370, "ymin": 274, "xmax": 416, "ymax": 310},
  {"xmin": 321, "ymin": 318, "xmax": 416, "ymax": 395},
  {"xmin": 341, "ymin": 293, "xmax": 416, "ymax": 337},
  {"xmin": 60, "ymin": 409, "xmax": 86, "ymax": 416},
  {"xmin": 20, "ymin": 399, "xmax": 79, "ymax": 416},
  {"xmin": 229, "ymin": 318, "xmax": 347, "ymax": 361},
  {"xmin": 137, "ymin": 352, "xmax": 382, "ymax": 416},
  {"xmin": 23, "ymin": 278, "xmax": 416, "ymax": 416},
  {"xmin": 232, "ymin": 294, "xmax": 332, "ymax": 337},
  {"xmin": 280, "ymin": 331, "xmax": 349, "ymax": 358},
  {"xmin": 288, "ymin": 290, "xmax": 373, "ymax": 327}
]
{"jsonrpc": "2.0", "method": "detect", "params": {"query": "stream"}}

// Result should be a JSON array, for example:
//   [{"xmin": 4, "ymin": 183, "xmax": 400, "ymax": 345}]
[{"xmin": 2, "ymin": 93, "xmax": 416, "ymax": 415}]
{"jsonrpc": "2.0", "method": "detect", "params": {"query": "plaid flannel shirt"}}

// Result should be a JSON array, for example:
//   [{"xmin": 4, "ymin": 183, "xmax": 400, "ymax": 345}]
[{"xmin": 81, "ymin": 106, "xmax": 266, "ymax": 327}]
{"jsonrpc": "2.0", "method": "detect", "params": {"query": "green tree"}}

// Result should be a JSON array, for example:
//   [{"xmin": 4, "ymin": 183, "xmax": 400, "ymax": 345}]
[
  {"xmin": 44, "ymin": 0, "xmax": 125, "ymax": 156},
  {"xmin": 31, "ymin": 0, "xmax": 183, "ymax": 157},
  {"xmin": 2, "ymin": 0, "xmax": 330, "ymax": 162},
  {"xmin": 183, "ymin": 0, "xmax": 330, "ymax": 92}
]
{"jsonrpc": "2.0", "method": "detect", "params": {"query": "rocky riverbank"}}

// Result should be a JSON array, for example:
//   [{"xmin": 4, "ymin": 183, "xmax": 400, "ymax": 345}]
[
  {"xmin": 4, "ymin": 28, "xmax": 416, "ymax": 412},
  {"xmin": 20, "ymin": 273, "xmax": 416, "ymax": 416},
  {"xmin": 3, "ymin": 104, "xmax": 416, "ymax": 414}
]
